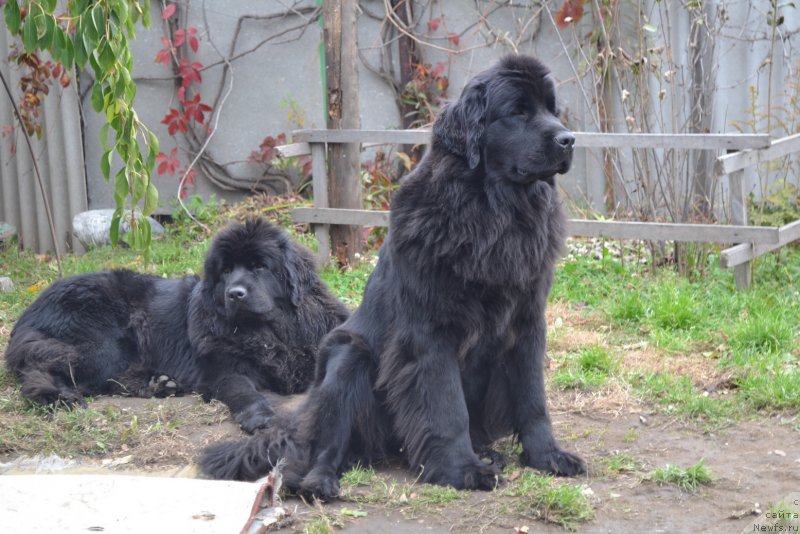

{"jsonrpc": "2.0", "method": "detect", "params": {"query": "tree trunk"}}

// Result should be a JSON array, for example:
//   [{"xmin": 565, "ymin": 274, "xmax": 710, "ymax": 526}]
[
  {"xmin": 689, "ymin": 5, "xmax": 716, "ymax": 221},
  {"xmin": 323, "ymin": 0, "xmax": 362, "ymax": 267},
  {"xmin": 393, "ymin": 0, "xmax": 424, "ymax": 164}
]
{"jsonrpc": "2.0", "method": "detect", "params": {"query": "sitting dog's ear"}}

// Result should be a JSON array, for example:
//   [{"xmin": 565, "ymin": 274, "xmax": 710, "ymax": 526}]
[
  {"xmin": 283, "ymin": 243, "xmax": 315, "ymax": 307},
  {"xmin": 433, "ymin": 80, "xmax": 487, "ymax": 169}
]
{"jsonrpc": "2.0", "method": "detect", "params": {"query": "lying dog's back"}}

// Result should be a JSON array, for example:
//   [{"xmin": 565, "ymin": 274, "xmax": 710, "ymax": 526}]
[{"xmin": 5, "ymin": 270, "xmax": 199, "ymax": 405}]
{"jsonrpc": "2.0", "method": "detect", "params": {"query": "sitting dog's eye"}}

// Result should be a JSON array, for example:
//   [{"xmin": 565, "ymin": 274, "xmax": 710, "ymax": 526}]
[{"xmin": 222, "ymin": 267, "xmax": 231, "ymax": 275}]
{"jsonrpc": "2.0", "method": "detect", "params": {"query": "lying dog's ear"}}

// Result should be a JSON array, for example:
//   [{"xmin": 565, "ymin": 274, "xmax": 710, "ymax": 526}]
[
  {"xmin": 433, "ymin": 80, "xmax": 487, "ymax": 169},
  {"xmin": 283, "ymin": 242, "xmax": 315, "ymax": 307}
]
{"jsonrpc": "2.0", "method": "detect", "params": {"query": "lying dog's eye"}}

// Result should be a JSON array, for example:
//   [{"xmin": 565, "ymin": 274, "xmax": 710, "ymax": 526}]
[{"xmin": 222, "ymin": 267, "xmax": 231, "ymax": 275}]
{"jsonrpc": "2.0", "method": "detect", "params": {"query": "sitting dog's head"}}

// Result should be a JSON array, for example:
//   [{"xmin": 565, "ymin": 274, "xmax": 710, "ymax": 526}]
[
  {"xmin": 433, "ymin": 55, "xmax": 574, "ymax": 185},
  {"xmin": 203, "ymin": 218, "xmax": 315, "ymax": 323}
]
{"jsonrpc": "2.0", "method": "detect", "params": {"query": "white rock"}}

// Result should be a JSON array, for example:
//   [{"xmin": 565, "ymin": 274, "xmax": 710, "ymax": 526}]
[{"xmin": 72, "ymin": 209, "xmax": 164, "ymax": 248}]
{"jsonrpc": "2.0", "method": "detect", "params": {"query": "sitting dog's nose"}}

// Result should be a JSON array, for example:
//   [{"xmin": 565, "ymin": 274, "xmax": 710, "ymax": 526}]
[
  {"xmin": 555, "ymin": 132, "xmax": 575, "ymax": 150},
  {"xmin": 227, "ymin": 286, "xmax": 247, "ymax": 301}
]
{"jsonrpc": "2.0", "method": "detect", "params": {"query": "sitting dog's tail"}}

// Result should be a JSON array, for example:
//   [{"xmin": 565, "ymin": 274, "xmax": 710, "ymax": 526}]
[{"xmin": 199, "ymin": 423, "xmax": 307, "ymax": 485}]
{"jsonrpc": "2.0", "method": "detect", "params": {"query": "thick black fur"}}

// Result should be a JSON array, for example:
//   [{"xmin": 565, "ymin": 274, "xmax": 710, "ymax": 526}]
[
  {"xmin": 4, "ymin": 218, "xmax": 349, "ymax": 432},
  {"xmin": 200, "ymin": 55, "xmax": 586, "ymax": 497}
]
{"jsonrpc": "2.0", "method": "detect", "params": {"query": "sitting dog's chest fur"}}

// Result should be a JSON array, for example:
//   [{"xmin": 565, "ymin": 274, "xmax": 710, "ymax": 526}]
[{"xmin": 387, "ymin": 156, "xmax": 564, "ymax": 366}]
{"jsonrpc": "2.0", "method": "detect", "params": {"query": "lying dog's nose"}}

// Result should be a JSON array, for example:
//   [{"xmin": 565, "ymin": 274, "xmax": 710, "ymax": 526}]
[
  {"xmin": 555, "ymin": 132, "xmax": 575, "ymax": 150},
  {"xmin": 227, "ymin": 286, "xmax": 248, "ymax": 301}
]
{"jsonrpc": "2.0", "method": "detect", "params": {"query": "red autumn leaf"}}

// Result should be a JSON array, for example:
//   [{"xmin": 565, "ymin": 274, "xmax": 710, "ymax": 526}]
[
  {"xmin": 182, "ymin": 93, "xmax": 213, "ymax": 124},
  {"xmin": 177, "ymin": 86, "xmax": 185, "ymax": 101},
  {"xmin": 155, "ymin": 48, "xmax": 172, "ymax": 65},
  {"xmin": 178, "ymin": 58, "xmax": 203, "ymax": 87},
  {"xmin": 431, "ymin": 62, "xmax": 446, "ymax": 78},
  {"xmin": 52, "ymin": 64, "xmax": 61, "ymax": 79},
  {"xmin": 427, "ymin": 17, "xmax": 441, "ymax": 32},
  {"xmin": 555, "ymin": 0, "xmax": 584, "ymax": 29},
  {"xmin": 447, "ymin": 32, "xmax": 459, "ymax": 46},
  {"xmin": 59, "ymin": 72, "xmax": 71, "ymax": 88},
  {"xmin": 162, "ymin": 4, "xmax": 176, "ymax": 20},
  {"xmin": 174, "ymin": 28, "xmax": 199, "ymax": 52},
  {"xmin": 160, "ymin": 108, "xmax": 188, "ymax": 136},
  {"xmin": 155, "ymin": 37, "xmax": 172, "ymax": 64},
  {"xmin": 155, "ymin": 147, "xmax": 180, "ymax": 176}
]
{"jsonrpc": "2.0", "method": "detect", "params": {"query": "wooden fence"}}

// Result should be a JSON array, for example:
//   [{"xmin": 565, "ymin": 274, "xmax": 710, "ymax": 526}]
[{"xmin": 277, "ymin": 130, "xmax": 800, "ymax": 290}]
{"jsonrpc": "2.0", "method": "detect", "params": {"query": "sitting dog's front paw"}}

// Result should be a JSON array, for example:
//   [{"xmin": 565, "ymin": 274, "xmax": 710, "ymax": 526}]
[{"xmin": 520, "ymin": 447, "xmax": 586, "ymax": 477}]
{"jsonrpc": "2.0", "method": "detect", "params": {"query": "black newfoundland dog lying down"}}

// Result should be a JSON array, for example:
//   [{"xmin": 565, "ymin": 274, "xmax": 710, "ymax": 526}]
[
  {"xmin": 5, "ymin": 218, "xmax": 349, "ymax": 433},
  {"xmin": 200, "ymin": 55, "xmax": 586, "ymax": 497}
]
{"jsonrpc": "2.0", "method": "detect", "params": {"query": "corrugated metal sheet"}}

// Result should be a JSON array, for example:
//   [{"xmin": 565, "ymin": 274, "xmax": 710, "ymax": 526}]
[{"xmin": 0, "ymin": 26, "xmax": 87, "ymax": 255}]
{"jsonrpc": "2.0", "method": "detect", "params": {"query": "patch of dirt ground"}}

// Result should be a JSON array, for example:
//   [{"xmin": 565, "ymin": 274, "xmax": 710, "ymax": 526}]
[{"xmin": 1, "ymin": 303, "xmax": 798, "ymax": 532}]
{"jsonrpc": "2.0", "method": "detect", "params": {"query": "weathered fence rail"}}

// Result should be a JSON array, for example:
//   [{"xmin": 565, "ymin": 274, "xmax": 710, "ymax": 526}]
[{"xmin": 278, "ymin": 130, "xmax": 800, "ymax": 290}]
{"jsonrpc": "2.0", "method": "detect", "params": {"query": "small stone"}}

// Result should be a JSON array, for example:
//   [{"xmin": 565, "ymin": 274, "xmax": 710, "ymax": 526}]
[
  {"xmin": 0, "ymin": 277, "xmax": 14, "ymax": 292},
  {"xmin": 72, "ymin": 209, "xmax": 164, "ymax": 249},
  {"xmin": 0, "ymin": 222, "xmax": 17, "ymax": 248}
]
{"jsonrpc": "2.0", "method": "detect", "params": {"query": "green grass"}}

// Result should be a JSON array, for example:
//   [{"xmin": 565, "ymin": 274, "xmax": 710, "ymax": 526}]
[
  {"xmin": 600, "ymin": 453, "xmax": 641, "ymax": 475},
  {"xmin": 552, "ymin": 345, "xmax": 618, "ymax": 390},
  {"xmin": 608, "ymin": 290, "xmax": 646, "ymax": 323},
  {"xmin": 649, "ymin": 459, "xmax": 713, "ymax": 492},
  {"xmin": 727, "ymin": 305, "xmax": 796, "ymax": 355},
  {"xmin": 340, "ymin": 464, "xmax": 378, "ymax": 487},
  {"xmin": 319, "ymin": 259, "xmax": 373, "ymax": 309},
  {"xmin": 302, "ymin": 515, "xmax": 340, "ymax": 534},
  {"xmin": 553, "ymin": 244, "xmax": 800, "ymax": 417},
  {"xmin": 628, "ymin": 372, "xmax": 737, "ymax": 423},
  {"xmin": 503, "ymin": 471, "xmax": 594, "ymax": 528}
]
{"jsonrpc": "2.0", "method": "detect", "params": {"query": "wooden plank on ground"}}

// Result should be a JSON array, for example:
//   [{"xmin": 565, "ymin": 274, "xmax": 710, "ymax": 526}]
[
  {"xmin": 715, "ymin": 133, "xmax": 800, "ymax": 176},
  {"xmin": 294, "ymin": 209, "xmax": 780, "ymax": 245},
  {"xmin": 291, "ymin": 129, "xmax": 770, "ymax": 150},
  {"xmin": 567, "ymin": 220, "xmax": 778, "ymax": 243},
  {"xmin": 720, "ymin": 219, "xmax": 800, "ymax": 267}
]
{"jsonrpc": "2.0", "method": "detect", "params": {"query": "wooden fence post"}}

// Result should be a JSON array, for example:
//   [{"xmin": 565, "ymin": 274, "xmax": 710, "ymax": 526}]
[
  {"xmin": 310, "ymin": 142, "xmax": 330, "ymax": 263},
  {"xmin": 727, "ymin": 150, "xmax": 751, "ymax": 289},
  {"xmin": 322, "ymin": 0, "xmax": 362, "ymax": 266}
]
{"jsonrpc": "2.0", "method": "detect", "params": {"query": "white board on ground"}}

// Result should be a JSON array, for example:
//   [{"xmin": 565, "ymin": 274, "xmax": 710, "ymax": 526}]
[{"xmin": 0, "ymin": 474, "xmax": 274, "ymax": 533}]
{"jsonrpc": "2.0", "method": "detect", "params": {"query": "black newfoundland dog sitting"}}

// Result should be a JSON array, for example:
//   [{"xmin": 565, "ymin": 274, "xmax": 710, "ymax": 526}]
[
  {"xmin": 5, "ymin": 218, "xmax": 349, "ymax": 433},
  {"xmin": 200, "ymin": 55, "xmax": 586, "ymax": 497}
]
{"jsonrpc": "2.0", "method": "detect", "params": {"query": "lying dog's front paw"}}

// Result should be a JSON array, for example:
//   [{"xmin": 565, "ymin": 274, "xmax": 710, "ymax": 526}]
[
  {"xmin": 148, "ymin": 375, "xmax": 182, "ymax": 398},
  {"xmin": 233, "ymin": 402, "xmax": 274, "ymax": 434},
  {"xmin": 300, "ymin": 466, "xmax": 340, "ymax": 502},
  {"xmin": 520, "ymin": 447, "xmax": 586, "ymax": 477}
]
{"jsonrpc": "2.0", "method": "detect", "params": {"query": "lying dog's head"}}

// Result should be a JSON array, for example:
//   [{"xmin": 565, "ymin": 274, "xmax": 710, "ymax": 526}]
[
  {"xmin": 203, "ymin": 218, "xmax": 315, "ymax": 323},
  {"xmin": 433, "ymin": 55, "xmax": 573, "ymax": 184}
]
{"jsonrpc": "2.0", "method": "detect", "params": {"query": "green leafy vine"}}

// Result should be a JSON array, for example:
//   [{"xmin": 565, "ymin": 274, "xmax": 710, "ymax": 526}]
[{"xmin": 3, "ymin": 0, "xmax": 158, "ymax": 251}]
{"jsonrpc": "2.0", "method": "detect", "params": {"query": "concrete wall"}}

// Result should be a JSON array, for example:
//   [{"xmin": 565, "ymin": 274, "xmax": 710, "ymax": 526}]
[{"xmin": 3, "ymin": 0, "xmax": 799, "ymax": 252}]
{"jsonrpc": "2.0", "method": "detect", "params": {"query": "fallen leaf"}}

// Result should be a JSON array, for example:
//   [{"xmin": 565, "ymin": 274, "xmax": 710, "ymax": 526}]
[{"xmin": 338, "ymin": 508, "xmax": 367, "ymax": 518}]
